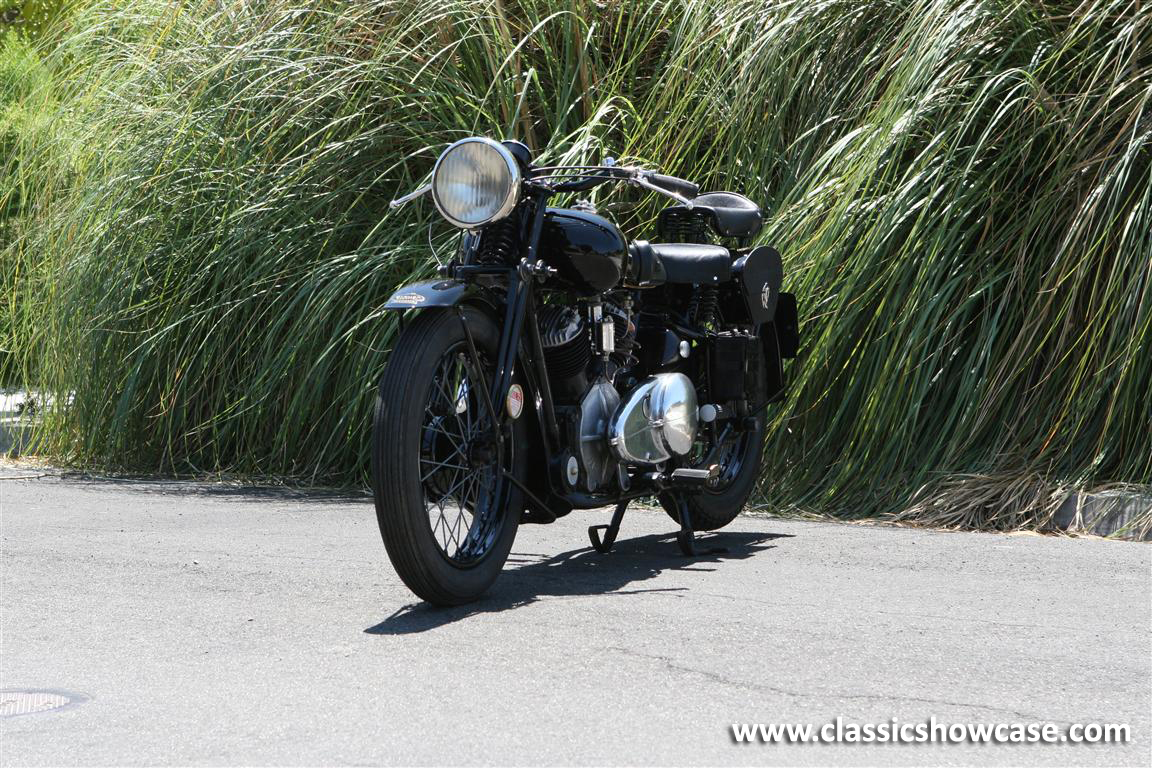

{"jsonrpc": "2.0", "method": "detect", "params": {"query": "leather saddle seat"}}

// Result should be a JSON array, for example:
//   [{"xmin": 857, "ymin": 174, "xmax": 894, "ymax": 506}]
[
  {"xmin": 659, "ymin": 191, "xmax": 764, "ymax": 240},
  {"xmin": 629, "ymin": 241, "xmax": 732, "ymax": 284},
  {"xmin": 631, "ymin": 192, "xmax": 764, "ymax": 285}
]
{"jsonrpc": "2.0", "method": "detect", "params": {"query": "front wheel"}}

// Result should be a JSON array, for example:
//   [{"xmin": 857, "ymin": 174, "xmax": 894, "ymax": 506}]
[{"xmin": 371, "ymin": 308, "xmax": 526, "ymax": 605}]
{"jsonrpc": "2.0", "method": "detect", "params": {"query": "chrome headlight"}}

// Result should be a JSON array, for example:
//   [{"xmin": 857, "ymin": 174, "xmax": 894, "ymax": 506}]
[{"xmin": 431, "ymin": 137, "xmax": 521, "ymax": 229}]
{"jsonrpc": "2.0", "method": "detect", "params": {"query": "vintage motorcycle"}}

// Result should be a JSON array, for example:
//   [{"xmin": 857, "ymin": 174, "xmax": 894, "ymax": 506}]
[{"xmin": 373, "ymin": 137, "xmax": 798, "ymax": 605}]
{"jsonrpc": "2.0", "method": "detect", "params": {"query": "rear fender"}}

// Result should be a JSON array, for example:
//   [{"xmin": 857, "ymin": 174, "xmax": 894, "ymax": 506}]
[{"xmin": 759, "ymin": 291, "xmax": 799, "ymax": 404}]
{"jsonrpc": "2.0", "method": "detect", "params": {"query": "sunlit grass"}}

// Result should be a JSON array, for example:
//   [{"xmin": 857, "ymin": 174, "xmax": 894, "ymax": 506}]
[{"xmin": 2, "ymin": 0, "xmax": 1149, "ymax": 530}]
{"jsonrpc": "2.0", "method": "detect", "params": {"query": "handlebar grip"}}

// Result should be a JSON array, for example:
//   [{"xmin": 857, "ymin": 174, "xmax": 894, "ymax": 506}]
[{"xmin": 648, "ymin": 173, "xmax": 699, "ymax": 199}]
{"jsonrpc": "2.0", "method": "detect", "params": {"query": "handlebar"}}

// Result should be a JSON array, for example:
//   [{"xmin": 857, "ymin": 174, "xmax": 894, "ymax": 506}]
[
  {"xmin": 390, "ymin": 162, "xmax": 700, "ymax": 210},
  {"xmin": 646, "ymin": 173, "xmax": 699, "ymax": 200},
  {"xmin": 546, "ymin": 167, "xmax": 626, "ymax": 193},
  {"xmin": 529, "ymin": 165, "xmax": 698, "ymax": 206}
]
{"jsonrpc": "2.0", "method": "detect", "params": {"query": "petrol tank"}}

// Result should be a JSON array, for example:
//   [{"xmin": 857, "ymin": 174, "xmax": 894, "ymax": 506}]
[{"xmin": 538, "ymin": 209, "xmax": 626, "ymax": 295}]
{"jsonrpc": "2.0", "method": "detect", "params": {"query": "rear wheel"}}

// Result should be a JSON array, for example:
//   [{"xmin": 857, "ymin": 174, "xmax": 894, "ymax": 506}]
[
  {"xmin": 658, "ymin": 417, "xmax": 765, "ymax": 531},
  {"xmin": 658, "ymin": 357, "xmax": 768, "ymax": 531},
  {"xmin": 371, "ymin": 308, "xmax": 526, "ymax": 605}
]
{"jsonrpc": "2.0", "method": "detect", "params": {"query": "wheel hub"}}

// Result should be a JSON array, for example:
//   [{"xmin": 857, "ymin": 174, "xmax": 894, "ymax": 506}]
[{"xmin": 467, "ymin": 439, "xmax": 497, "ymax": 468}]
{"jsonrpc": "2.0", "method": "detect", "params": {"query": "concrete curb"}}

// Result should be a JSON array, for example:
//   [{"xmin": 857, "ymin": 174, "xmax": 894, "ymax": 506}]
[
  {"xmin": 1053, "ymin": 489, "xmax": 1152, "ymax": 541},
  {"xmin": 4, "ymin": 386, "xmax": 1148, "ymax": 541}
]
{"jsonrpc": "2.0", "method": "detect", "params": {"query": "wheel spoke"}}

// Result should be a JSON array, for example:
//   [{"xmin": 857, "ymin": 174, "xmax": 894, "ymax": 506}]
[
  {"xmin": 434, "ymin": 471, "xmax": 470, "ymax": 511},
  {"xmin": 432, "ymin": 499, "xmax": 450, "ymax": 551},
  {"xmin": 450, "ymin": 503, "xmax": 466, "ymax": 554},
  {"xmin": 424, "ymin": 422, "xmax": 467, "ymax": 456},
  {"xmin": 416, "ymin": 340, "xmax": 508, "ymax": 565},
  {"xmin": 459, "ymin": 471, "xmax": 488, "ymax": 553},
  {"xmin": 450, "ymin": 479, "xmax": 476, "ymax": 554},
  {"xmin": 420, "ymin": 455, "xmax": 469, "ymax": 482}
]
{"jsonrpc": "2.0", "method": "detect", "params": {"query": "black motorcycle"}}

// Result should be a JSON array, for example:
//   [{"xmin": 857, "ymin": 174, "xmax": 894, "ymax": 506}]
[{"xmin": 374, "ymin": 137, "xmax": 798, "ymax": 604}]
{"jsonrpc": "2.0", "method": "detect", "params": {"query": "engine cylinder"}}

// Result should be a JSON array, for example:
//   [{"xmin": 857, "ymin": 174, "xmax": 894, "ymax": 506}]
[{"xmin": 538, "ymin": 304, "xmax": 590, "ymax": 399}]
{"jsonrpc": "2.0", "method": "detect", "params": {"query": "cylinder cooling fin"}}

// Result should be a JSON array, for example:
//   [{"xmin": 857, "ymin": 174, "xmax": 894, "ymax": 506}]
[
  {"xmin": 537, "ymin": 304, "xmax": 589, "ymax": 378},
  {"xmin": 537, "ymin": 304, "xmax": 591, "ymax": 401}
]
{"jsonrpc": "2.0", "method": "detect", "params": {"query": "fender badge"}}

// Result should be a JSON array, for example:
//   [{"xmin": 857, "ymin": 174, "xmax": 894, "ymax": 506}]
[
  {"xmin": 760, "ymin": 282, "xmax": 772, "ymax": 309},
  {"xmin": 506, "ymin": 384, "xmax": 525, "ymax": 420},
  {"xmin": 391, "ymin": 293, "xmax": 426, "ymax": 305}
]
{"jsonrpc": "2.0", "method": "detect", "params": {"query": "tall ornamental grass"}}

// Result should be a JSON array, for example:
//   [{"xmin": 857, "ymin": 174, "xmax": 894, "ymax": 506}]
[{"xmin": 3, "ymin": 0, "xmax": 1149, "ymax": 530}]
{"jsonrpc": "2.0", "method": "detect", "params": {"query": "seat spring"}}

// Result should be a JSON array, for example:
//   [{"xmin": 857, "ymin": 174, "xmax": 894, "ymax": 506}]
[{"xmin": 660, "ymin": 211, "xmax": 713, "ymax": 244}]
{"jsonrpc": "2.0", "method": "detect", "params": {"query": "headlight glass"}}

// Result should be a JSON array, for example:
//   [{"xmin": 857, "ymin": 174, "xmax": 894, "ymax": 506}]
[{"xmin": 431, "ymin": 138, "xmax": 521, "ymax": 228}]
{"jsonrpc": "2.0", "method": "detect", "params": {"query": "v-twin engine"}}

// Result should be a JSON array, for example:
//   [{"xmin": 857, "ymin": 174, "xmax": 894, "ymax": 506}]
[{"xmin": 538, "ymin": 302, "xmax": 699, "ymax": 492}]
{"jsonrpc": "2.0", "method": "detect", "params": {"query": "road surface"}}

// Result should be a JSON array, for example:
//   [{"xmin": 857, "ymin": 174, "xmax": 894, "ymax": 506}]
[{"xmin": 2, "ymin": 469, "xmax": 1150, "ymax": 766}]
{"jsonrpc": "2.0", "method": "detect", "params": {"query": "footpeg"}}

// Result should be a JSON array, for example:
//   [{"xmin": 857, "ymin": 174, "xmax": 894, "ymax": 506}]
[{"xmin": 669, "ymin": 464, "xmax": 720, "ymax": 487}]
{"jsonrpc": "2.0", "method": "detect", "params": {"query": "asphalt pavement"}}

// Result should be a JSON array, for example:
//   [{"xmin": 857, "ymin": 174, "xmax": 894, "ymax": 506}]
[{"xmin": 2, "ymin": 468, "xmax": 1150, "ymax": 766}]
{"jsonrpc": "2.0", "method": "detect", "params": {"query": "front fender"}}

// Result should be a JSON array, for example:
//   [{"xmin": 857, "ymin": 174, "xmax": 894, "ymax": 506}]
[{"xmin": 382, "ymin": 279, "xmax": 473, "ymax": 310}]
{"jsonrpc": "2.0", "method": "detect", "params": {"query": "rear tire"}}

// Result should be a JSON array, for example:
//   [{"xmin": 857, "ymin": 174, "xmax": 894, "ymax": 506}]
[
  {"xmin": 658, "ymin": 417, "xmax": 765, "ymax": 531},
  {"xmin": 371, "ymin": 308, "xmax": 526, "ymax": 605},
  {"xmin": 658, "ymin": 354, "xmax": 768, "ymax": 531}
]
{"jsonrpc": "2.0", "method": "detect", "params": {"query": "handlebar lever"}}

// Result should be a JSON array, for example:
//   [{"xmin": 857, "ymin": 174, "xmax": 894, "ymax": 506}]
[{"xmin": 643, "ymin": 172, "xmax": 699, "ymax": 200}]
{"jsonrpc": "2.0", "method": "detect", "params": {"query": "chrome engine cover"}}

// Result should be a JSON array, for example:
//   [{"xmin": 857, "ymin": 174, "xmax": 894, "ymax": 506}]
[{"xmin": 608, "ymin": 373, "xmax": 699, "ymax": 464}]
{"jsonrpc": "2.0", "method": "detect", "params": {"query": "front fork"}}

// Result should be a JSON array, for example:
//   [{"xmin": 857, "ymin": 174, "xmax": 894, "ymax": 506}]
[
  {"xmin": 489, "ymin": 267, "xmax": 530, "ymax": 422},
  {"xmin": 453, "ymin": 193, "xmax": 560, "ymax": 518},
  {"xmin": 462, "ymin": 190, "xmax": 554, "ymax": 430}
]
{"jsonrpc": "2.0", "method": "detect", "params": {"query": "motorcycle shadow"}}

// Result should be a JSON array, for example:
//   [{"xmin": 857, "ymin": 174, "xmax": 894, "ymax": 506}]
[{"xmin": 365, "ymin": 530, "xmax": 791, "ymax": 635}]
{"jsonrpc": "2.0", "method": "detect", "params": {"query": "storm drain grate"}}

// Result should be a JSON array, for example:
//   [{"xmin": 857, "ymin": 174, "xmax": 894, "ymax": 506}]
[{"xmin": 0, "ymin": 689, "xmax": 86, "ymax": 718}]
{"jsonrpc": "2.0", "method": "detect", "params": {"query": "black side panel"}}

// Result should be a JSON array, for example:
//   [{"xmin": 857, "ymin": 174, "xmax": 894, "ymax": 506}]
[
  {"xmin": 775, "ymin": 292, "xmax": 799, "ymax": 359},
  {"xmin": 761, "ymin": 323, "xmax": 787, "ymax": 403},
  {"xmin": 757, "ymin": 289, "xmax": 798, "ymax": 403},
  {"xmin": 733, "ymin": 246, "xmax": 783, "ymax": 325},
  {"xmin": 709, "ymin": 333, "xmax": 761, "ymax": 402}
]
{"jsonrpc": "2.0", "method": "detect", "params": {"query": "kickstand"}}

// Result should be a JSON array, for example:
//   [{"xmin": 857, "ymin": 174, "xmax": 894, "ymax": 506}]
[
  {"xmin": 676, "ymin": 498, "xmax": 728, "ymax": 557},
  {"xmin": 588, "ymin": 499, "xmax": 629, "ymax": 553}
]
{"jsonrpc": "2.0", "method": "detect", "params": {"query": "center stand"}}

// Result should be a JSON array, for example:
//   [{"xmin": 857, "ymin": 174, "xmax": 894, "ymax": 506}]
[{"xmin": 587, "ymin": 464, "xmax": 726, "ymax": 556}]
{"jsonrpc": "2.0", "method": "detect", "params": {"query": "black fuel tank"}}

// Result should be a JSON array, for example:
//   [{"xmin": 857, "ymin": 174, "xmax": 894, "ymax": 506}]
[{"xmin": 538, "ymin": 209, "xmax": 626, "ymax": 295}]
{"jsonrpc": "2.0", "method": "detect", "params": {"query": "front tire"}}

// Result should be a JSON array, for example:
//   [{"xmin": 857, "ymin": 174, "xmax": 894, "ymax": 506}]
[{"xmin": 371, "ymin": 308, "xmax": 526, "ymax": 605}]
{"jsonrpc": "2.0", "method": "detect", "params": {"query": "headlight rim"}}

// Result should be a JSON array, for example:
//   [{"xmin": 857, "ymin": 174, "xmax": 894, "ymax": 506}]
[{"xmin": 431, "ymin": 137, "xmax": 522, "ymax": 230}]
